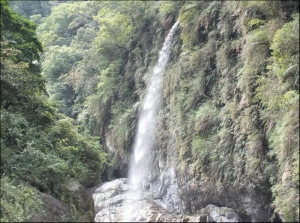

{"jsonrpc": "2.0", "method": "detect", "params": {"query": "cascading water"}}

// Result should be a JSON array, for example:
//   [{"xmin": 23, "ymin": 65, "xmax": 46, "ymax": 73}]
[
  {"xmin": 93, "ymin": 22, "xmax": 179, "ymax": 222},
  {"xmin": 128, "ymin": 21, "xmax": 179, "ymax": 191},
  {"xmin": 93, "ymin": 20, "xmax": 247, "ymax": 222}
]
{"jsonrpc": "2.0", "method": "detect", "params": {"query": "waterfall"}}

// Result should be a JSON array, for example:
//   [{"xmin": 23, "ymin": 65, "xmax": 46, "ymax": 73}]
[
  {"xmin": 128, "ymin": 21, "xmax": 179, "ymax": 191},
  {"xmin": 93, "ymin": 22, "xmax": 179, "ymax": 222}
]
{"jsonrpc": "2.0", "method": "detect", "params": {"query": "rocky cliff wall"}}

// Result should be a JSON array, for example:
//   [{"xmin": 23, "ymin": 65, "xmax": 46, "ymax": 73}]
[{"xmin": 103, "ymin": 2, "xmax": 299, "ymax": 221}]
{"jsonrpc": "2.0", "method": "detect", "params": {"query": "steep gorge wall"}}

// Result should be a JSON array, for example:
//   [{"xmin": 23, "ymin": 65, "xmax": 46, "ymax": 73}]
[
  {"xmin": 106, "ymin": 1, "xmax": 299, "ymax": 222},
  {"xmin": 102, "ymin": 6, "xmax": 181, "ymax": 179},
  {"xmin": 25, "ymin": 1, "xmax": 298, "ymax": 221}
]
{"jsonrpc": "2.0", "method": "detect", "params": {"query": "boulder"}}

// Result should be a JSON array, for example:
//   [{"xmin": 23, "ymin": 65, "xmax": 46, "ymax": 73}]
[
  {"xmin": 28, "ymin": 192, "xmax": 72, "ymax": 222},
  {"xmin": 63, "ymin": 179, "xmax": 95, "ymax": 222},
  {"xmin": 92, "ymin": 178, "xmax": 242, "ymax": 222},
  {"xmin": 198, "ymin": 204, "xmax": 242, "ymax": 222},
  {"xmin": 29, "ymin": 180, "xmax": 94, "ymax": 222}
]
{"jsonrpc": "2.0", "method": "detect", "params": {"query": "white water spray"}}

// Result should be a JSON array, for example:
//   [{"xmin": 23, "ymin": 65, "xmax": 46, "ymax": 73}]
[{"xmin": 128, "ymin": 21, "xmax": 179, "ymax": 191}]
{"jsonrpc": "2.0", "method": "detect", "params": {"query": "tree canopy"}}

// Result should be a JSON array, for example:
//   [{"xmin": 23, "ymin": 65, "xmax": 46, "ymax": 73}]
[{"xmin": 1, "ymin": 1, "xmax": 107, "ymax": 221}]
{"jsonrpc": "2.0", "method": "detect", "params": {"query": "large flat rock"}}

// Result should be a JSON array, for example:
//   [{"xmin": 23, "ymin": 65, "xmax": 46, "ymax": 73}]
[{"xmin": 92, "ymin": 178, "xmax": 241, "ymax": 222}]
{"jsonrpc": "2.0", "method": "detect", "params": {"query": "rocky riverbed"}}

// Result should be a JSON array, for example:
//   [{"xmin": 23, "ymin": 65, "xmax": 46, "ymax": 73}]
[{"xmin": 92, "ymin": 178, "xmax": 242, "ymax": 222}]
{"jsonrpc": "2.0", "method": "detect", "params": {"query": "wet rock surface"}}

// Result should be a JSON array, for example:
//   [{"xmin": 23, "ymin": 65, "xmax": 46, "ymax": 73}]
[
  {"xmin": 148, "ymin": 140, "xmax": 274, "ymax": 222},
  {"xmin": 92, "ymin": 178, "xmax": 241, "ymax": 222}
]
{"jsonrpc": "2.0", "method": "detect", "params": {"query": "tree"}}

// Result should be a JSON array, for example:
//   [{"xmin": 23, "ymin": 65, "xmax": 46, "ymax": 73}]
[
  {"xmin": 1, "ymin": 0, "xmax": 43, "ymax": 63},
  {"xmin": 1, "ymin": 2, "xmax": 107, "ymax": 221}
]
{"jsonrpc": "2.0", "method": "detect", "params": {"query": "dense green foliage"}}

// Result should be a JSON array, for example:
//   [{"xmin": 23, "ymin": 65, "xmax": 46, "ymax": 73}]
[
  {"xmin": 1, "ymin": 0, "xmax": 298, "ymax": 222},
  {"xmin": 37, "ymin": 1, "xmax": 298, "ymax": 221},
  {"xmin": 9, "ymin": 0, "xmax": 55, "ymax": 18},
  {"xmin": 1, "ymin": 1, "xmax": 107, "ymax": 221},
  {"xmin": 1, "ymin": 177, "xmax": 42, "ymax": 222},
  {"xmin": 171, "ymin": 1, "xmax": 299, "ymax": 221}
]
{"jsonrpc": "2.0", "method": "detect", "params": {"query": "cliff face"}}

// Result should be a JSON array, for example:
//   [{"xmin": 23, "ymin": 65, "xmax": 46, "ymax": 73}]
[
  {"xmin": 104, "ymin": 1, "xmax": 299, "ymax": 221},
  {"xmin": 20, "ymin": 1, "xmax": 299, "ymax": 221}
]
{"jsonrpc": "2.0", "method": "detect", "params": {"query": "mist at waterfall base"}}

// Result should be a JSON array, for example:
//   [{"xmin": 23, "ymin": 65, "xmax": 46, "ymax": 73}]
[{"xmin": 128, "ymin": 21, "xmax": 179, "ymax": 192}]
